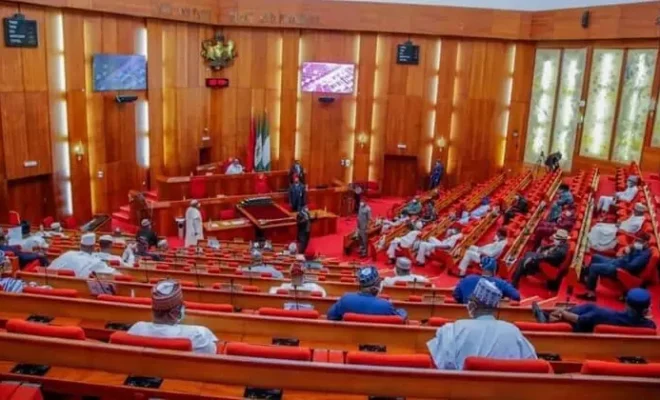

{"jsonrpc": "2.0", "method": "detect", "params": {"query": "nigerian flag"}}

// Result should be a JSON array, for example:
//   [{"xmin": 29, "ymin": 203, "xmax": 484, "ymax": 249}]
[
  {"xmin": 253, "ymin": 114, "xmax": 263, "ymax": 171},
  {"xmin": 254, "ymin": 112, "xmax": 271, "ymax": 172}
]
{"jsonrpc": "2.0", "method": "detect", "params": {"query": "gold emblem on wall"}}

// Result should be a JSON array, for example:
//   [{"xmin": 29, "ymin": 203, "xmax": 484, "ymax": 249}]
[{"xmin": 201, "ymin": 32, "xmax": 237, "ymax": 70}]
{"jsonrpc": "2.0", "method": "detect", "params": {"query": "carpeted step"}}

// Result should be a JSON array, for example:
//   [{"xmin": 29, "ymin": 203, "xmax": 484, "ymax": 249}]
[
  {"xmin": 112, "ymin": 211, "xmax": 131, "ymax": 223},
  {"xmin": 119, "ymin": 205, "xmax": 131, "ymax": 213},
  {"xmin": 145, "ymin": 190, "xmax": 158, "ymax": 201}
]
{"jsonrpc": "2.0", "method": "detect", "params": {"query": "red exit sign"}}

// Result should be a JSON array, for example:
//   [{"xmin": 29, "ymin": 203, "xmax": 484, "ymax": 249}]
[{"xmin": 205, "ymin": 78, "xmax": 230, "ymax": 88}]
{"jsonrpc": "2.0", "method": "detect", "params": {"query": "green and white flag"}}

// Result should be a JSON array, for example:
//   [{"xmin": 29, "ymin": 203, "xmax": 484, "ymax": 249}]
[{"xmin": 261, "ymin": 112, "xmax": 271, "ymax": 171}]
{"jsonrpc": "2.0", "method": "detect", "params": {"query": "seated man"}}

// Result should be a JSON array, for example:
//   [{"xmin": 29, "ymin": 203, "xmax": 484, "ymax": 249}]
[
  {"xmin": 9, "ymin": 222, "xmax": 49, "ymax": 250},
  {"xmin": 427, "ymin": 279, "xmax": 536, "ymax": 370},
  {"xmin": 453, "ymin": 257, "xmax": 520, "ymax": 304},
  {"xmin": 382, "ymin": 257, "xmax": 430, "ymax": 287},
  {"xmin": 128, "ymin": 279, "xmax": 219, "ymax": 354},
  {"xmin": 281, "ymin": 242, "xmax": 298, "ymax": 256},
  {"xmin": 511, "ymin": 229, "xmax": 569, "ymax": 288},
  {"xmin": 240, "ymin": 250, "xmax": 284, "ymax": 279},
  {"xmin": 597, "ymin": 175, "xmax": 639, "ymax": 214},
  {"xmin": 456, "ymin": 228, "xmax": 508, "ymax": 277},
  {"xmin": 469, "ymin": 197, "xmax": 492, "ymax": 221},
  {"xmin": 0, "ymin": 231, "xmax": 48, "ymax": 269},
  {"xmin": 269, "ymin": 258, "xmax": 326, "ymax": 296},
  {"xmin": 380, "ymin": 212, "xmax": 410, "ymax": 234},
  {"xmin": 578, "ymin": 232, "xmax": 651, "ymax": 301},
  {"xmin": 136, "ymin": 219, "xmax": 159, "ymax": 249},
  {"xmin": 420, "ymin": 201, "xmax": 438, "ymax": 224},
  {"xmin": 386, "ymin": 221, "xmax": 424, "ymax": 263},
  {"xmin": 532, "ymin": 205, "xmax": 576, "ymax": 248},
  {"xmin": 547, "ymin": 184, "xmax": 574, "ymax": 222},
  {"xmin": 588, "ymin": 202, "xmax": 646, "ymax": 252},
  {"xmin": 537, "ymin": 288, "xmax": 655, "ymax": 333},
  {"xmin": 327, "ymin": 266, "xmax": 407, "ymax": 321},
  {"xmin": 403, "ymin": 198, "xmax": 422, "ymax": 216},
  {"xmin": 503, "ymin": 192, "xmax": 528, "ymax": 225},
  {"xmin": 48, "ymin": 233, "xmax": 118, "ymax": 278},
  {"xmin": 43, "ymin": 222, "xmax": 67, "ymax": 238},
  {"xmin": 93, "ymin": 235, "xmax": 134, "ymax": 267},
  {"xmin": 415, "ymin": 228, "xmax": 463, "ymax": 265},
  {"xmin": 134, "ymin": 236, "xmax": 167, "ymax": 261},
  {"xmin": 225, "ymin": 158, "xmax": 244, "ymax": 175}
]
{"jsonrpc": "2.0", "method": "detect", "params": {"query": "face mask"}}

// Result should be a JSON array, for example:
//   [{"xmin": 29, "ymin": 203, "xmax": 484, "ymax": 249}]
[
  {"xmin": 633, "ymin": 242, "xmax": 644, "ymax": 250},
  {"xmin": 177, "ymin": 305, "xmax": 186, "ymax": 323},
  {"xmin": 553, "ymin": 240, "xmax": 561, "ymax": 245}
]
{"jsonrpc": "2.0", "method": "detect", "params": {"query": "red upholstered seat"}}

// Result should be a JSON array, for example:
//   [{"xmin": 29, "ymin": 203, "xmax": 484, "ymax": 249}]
[
  {"xmin": 225, "ymin": 342, "xmax": 312, "ymax": 361},
  {"xmin": 61, "ymin": 216, "xmax": 78, "ymax": 229},
  {"xmin": 464, "ymin": 357, "xmax": 553, "ymax": 373},
  {"xmin": 242, "ymin": 285, "xmax": 260, "ymax": 293},
  {"xmin": 593, "ymin": 324, "xmax": 657, "ymax": 336},
  {"xmin": 113, "ymin": 275, "xmax": 134, "ymax": 282},
  {"xmin": 310, "ymin": 291, "xmax": 323, "ymax": 297},
  {"xmin": 275, "ymin": 288, "xmax": 290, "ymax": 295},
  {"xmin": 110, "ymin": 331, "xmax": 192, "ymax": 351},
  {"xmin": 408, "ymin": 295, "xmax": 423, "ymax": 302},
  {"xmin": 0, "ymin": 382, "xmax": 44, "ymax": 400},
  {"xmin": 23, "ymin": 287, "xmax": 79, "ymax": 298},
  {"xmin": 260, "ymin": 272, "xmax": 273, "ymax": 278},
  {"xmin": 340, "ymin": 276, "xmax": 356, "ymax": 283},
  {"xmin": 42, "ymin": 216, "xmax": 55, "ymax": 227},
  {"xmin": 580, "ymin": 360, "xmax": 660, "ymax": 378},
  {"xmin": 97, "ymin": 294, "xmax": 152, "ymax": 305},
  {"xmin": 6, "ymin": 319, "xmax": 86, "ymax": 341},
  {"xmin": 427, "ymin": 317, "xmax": 452, "ymax": 327},
  {"xmin": 514, "ymin": 322, "xmax": 572, "ymax": 332},
  {"xmin": 155, "ymin": 264, "xmax": 171, "ymax": 271},
  {"xmin": 184, "ymin": 301, "xmax": 233, "ymax": 313},
  {"xmin": 342, "ymin": 313, "xmax": 405, "ymax": 325},
  {"xmin": 8, "ymin": 211, "xmax": 20, "ymax": 226},
  {"xmin": 346, "ymin": 352, "xmax": 433, "ymax": 369},
  {"xmin": 257, "ymin": 307, "xmax": 320, "ymax": 319},
  {"xmin": 56, "ymin": 269, "xmax": 76, "ymax": 277}
]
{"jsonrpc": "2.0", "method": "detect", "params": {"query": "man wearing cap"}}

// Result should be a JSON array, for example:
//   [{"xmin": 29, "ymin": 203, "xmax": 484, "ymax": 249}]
[
  {"xmin": 44, "ymin": 222, "xmax": 67, "ymax": 238},
  {"xmin": 456, "ymin": 228, "xmax": 508, "ymax": 277},
  {"xmin": 379, "ymin": 212, "xmax": 410, "ymax": 234},
  {"xmin": 0, "ymin": 231, "xmax": 48, "ymax": 269},
  {"xmin": 578, "ymin": 232, "xmax": 652, "ymax": 301},
  {"xmin": 327, "ymin": 266, "xmax": 407, "ymax": 321},
  {"xmin": 428, "ymin": 279, "xmax": 537, "ymax": 370},
  {"xmin": 547, "ymin": 184, "xmax": 574, "ymax": 222},
  {"xmin": 93, "ymin": 235, "xmax": 134, "ymax": 267},
  {"xmin": 184, "ymin": 200, "xmax": 204, "ymax": 247},
  {"xmin": 453, "ymin": 257, "xmax": 520, "ymax": 304},
  {"xmin": 532, "ymin": 205, "xmax": 576, "ymax": 248},
  {"xmin": 357, "ymin": 201, "xmax": 372, "ymax": 258},
  {"xmin": 539, "ymin": 288, "xmax": 656, "ymax": 333},
  {"xmin": 128, "ymin": 279, "xmax": 219, "ymax": 354},
  {"xmin": 403, "ymin": 197, "xmax": 422, "ymax": 216},
  {"xmin": 382, "ymin": 257, "xmax": 430, "ymax": 287},
  {"xmin": 597, "ymin": 175, "xmax": 639, "ymax": 214},
  {"xmin": 288, "ymin": 175, "xmax": 307, "ymax": 212},
  {"xmin": 240, "ymin": 250, "xmax": 284, "ymax": 279},
  {"xmin": 48, "ymin": 233, "xmax": 118, "ymax": 278},
  {"xmin": 225, "ymin": 158, "xmax": 244, "ymax": 175},
  {"xmin": 420, "ymin": 201, "xmax": 438, "ymax": 224},
  {"xmin": 136, "ymin": 219, "xmax": 159, "ymax": 249},
  {"xmin": 386, "ymin": 220, "xmax": 424, "ymax": 263},
  {"xmin": 511, "ymin": 229, "xmax": 569, "ymax": 289},
  {"xmin": 588, "ymin": 202, "xmax": 647, "ymax": 252},
  {"xmin": 269, "ymin": 258, "xmax": 327, "ymax": 296},
  {"xmin": 415, "ymin": 228, "xmax": 463, "ymax": 265},
  {"xmin": 469, "ymin": 197, "xmax": 492, "ymax": 221},
  {"xmin": 503, "ymin": 192, "xmax": 528, "ymax": 225}
]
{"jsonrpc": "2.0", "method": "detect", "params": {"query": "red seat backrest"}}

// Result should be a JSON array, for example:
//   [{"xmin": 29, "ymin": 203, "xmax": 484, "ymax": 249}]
[
  {"xmin": 257, "ymin": 307, "xmax": 320, "ymax": 320},
  {"xmin": 225, "ymin": 342, "xmax": 312, "ymax": 361},
  {"xmin": 114, "ymin": 275, "xmax": 134, "ymax": 282},
  {"xmin": 189, "ymin": 176, "xmax": 208, "ymax": 199},
  {"xmin": 6, "ymin": 319, "xmax": 85, "ymax": 341},
  {"xmin": 56, "ymin": 269, "xmax": 76, "ymax": 277},
  {"xmin": 110, "ymin": 331, "xmax": 192, "ymax": 351},
  {"xmin": 346, "ymin": 352, "xmax": 433, "ymax": 369},
  {"xmin": 184, "ymin": 301, "xmax": 233, "ymax": 313},
  {"xmin": 8, "ymin": 211, "xmax": 20, "ymax": 226},
  {"xmin": 593, "ymin": 324, "xmax": 657, "ymax": 336},
  {"xmin": 514, "ymin": 322, "xmax": 572, "ymax": 333},
  {"xmin": 23, "ymin": 287, "xmax": 79, "ymax": 298},
  {"xmin": 464, "ymin": 357, "xmax": 553, "ymax": 373},
  {"xmin": 242, "ymin": 285, "xmax": 260, "ymax": 293},
  {"xmin": 641, "ymin": 247, "xmax": 660, "ymax": 284},
  {"xmin": 427, "ymin": 317, "xmax": 452, "ymax": 327},
  {"xmin": 342, "ymin": 313, "xmax": 405, "ymax": 325},
  {"xmin": 97, "ymin": 294, "xmax": 152, "ymax": 305},
  {"xmin": 581, "ymin": 360, "xmax": 660, "ymax": 378}
]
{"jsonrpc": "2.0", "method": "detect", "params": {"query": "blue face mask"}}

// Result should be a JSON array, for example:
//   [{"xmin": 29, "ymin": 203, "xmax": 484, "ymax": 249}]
[{"xmin": 177, "ymin": 305, "xmax": 186, "ymax": 323}]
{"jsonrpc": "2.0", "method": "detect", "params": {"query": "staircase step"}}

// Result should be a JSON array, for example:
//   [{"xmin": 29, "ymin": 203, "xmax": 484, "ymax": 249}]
[
  {"xmin": 112, "ymin": 211, "xmax": 130, "ymax": 223},
  {"xmin": 145, "ymin": 190, "xmax": 158, "ymax": 201},
  {"xmin": 119, "ymin": 205, "xmax": 131, "ymax": 213}
]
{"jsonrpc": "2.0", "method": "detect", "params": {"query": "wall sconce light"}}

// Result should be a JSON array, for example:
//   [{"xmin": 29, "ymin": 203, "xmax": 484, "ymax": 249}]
[
  {"xmin": 73, "ymin": 141, "xmax": 84, "ymax": 162},
  {"xmin": 436, "ymin": 136, "xmax": 447, "ymax": 151},
  {"xmin": 356, "ymin": 132, "xmax": 369, "ymax": 148}
]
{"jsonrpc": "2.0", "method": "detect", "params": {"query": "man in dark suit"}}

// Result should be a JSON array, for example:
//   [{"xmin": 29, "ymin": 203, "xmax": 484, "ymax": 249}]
[
  {"xmin": 288, "ymin": 175, "xmax": 307, "ymax": 212},
  {"xmin": 296, "ymin": 205, "xmax": 312, "ymax": 253},
  {"xmin": 511, "ymin": 229, "xmax": 569, "ymax": 288},
  {"xmin": 288, "ymin": 160, "xmax": 306, "ymax": 184},
  {"xmin": 503, "ymin": 192, "xmax": 529, "ymax": 225},
  {"xmin": 136, "ymin": 219, "xmax": 159, "ymax": 249}
]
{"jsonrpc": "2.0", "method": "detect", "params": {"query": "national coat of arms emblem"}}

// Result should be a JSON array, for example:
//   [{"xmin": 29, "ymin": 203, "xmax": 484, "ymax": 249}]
[{"xmin": 201, "ymin": 32, "xmax": 237, "ymax": 70}]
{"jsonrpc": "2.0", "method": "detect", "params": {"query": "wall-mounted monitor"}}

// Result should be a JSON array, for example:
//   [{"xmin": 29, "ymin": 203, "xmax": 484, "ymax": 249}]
[
  {"xmin": 92, "ymin": 54, "xmax": 147, "ymax": 92},
  {"xmin": 301, "ymin": 62, "xmax": 355, "ymax": 94}
]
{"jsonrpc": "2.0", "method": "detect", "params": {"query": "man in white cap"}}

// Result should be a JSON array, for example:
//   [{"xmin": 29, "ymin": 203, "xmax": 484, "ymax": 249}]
[
  {"xmin": 382, "ymin": 257, "xmax": 430, "ymax": 287},
  {"xmin": 128, "ymin": 279, "xmax": 218, "ymax": 354},
  {"xmin": 225, "ymin": 158, "xmax": 244, "ymax": 175},
  {"xmin": 456, "ymin": 228, "xmax": 508, "ymax": 277},
  {"xmin": 136, "ymin": 219, "xmax": 159, "ymax": 249},
  {"xmin": 415, "ymin": 228, "xmax": 463, "ymax": 265},
  {"xmin": 588, "ymin": 202, "xmax": 647, "ymax": 252},
  {"xmin": 597, "ymin": 175, "xmax": 639, "ymax": 214},
  {"xmin": 93, "ymin": 235, "xmax": 134, "ymax": 267},
  {"xmin": 386, "ymin": 220, "xmax": 424, "ymax": 263},
  {"xmin": 184, "ymin": 200, "xmax": 204, "ymax": 247},
  {"xmin": 48, "ymin": 233, "xmax": 118, "ymax": 278},
  {"xmin": 240, "ymin": 250, "xmax": 284, "ymax": 279},
  {"xmin": 427, "ymin": 278, "xmax": 537, "ymax": 370},
  {"xmin": 44, "ymin": 222, "xmax": 67, "ymax": 238},
  {"xmin": 282, "ymin": 242, "xmax": 298, "ymax": 256},
  {"xmin": 269, "ymin": 256, "xmax": 327, "ymax": 296},
  {"xmin": 511, "ymin": 229, "xmax": 569, "ymax": 289}
]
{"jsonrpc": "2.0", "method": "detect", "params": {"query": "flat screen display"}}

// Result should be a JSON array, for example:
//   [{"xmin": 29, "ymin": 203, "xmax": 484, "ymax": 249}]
[
  {"xmin": 93, "ymin": 54, "xmax": 147, "ymax": 92},
  {"xmin": 301, "ymin": 62, "xmax": 355, "ymax": 94}
]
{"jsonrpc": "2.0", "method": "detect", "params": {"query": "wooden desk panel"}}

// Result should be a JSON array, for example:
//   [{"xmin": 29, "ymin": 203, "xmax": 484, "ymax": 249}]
[{"xmin": 156, "ymin": 170, "xmax": 290, "ymax": 201}]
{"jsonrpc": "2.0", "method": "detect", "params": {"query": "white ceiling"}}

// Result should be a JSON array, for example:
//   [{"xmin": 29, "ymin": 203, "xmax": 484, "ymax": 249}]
[{"xmin": 336, "ymin": 0, "xmax": 653, "ymax": 11}]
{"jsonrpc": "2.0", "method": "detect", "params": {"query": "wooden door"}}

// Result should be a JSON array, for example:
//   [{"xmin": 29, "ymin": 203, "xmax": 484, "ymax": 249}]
[{"xmin": 382, "ymin": 154, "xmax": 418, "ymax": 197}]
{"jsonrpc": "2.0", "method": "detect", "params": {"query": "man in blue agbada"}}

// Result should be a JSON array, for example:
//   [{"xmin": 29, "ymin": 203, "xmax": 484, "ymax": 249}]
[
  {"xmin": 429, "ymin": 160, "xmax": 444, "ymax": 190},
  {"xmin": 547, "ymin": 183, "xmax": 574, "ymax": 222},
  {"xmin": 453, "ymin": 257, "xmax": 520, "ymax": 304},
  {"xmin": 428, "ymin": 278, "xmax": 537, "ymax": 370},
  {"xmin": 535, "ymin": 288, "xmax": 656, "ymax": 333},
  {"xmin": 327, "ymin": 266, "xmax": 407, "ymax": 321}
]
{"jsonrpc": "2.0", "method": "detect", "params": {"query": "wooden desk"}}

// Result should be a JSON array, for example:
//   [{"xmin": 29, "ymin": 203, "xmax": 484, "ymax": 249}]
[
  {"xmin": 203, "ymin": 219, "xmax": 255, "ymax": 241},
  {"xmin": 156, "ymin": 170, "xmax": 289, "ymax": 201},
  {"xmin": 137, "ymin": 187, "xmax": 346, "ymax": 237}
]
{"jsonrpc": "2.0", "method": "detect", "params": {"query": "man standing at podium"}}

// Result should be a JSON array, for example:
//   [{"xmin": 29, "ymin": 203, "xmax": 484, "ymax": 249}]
[
  {"xmin": 289, "ymin": 175, "xmax": 307, "ymax": 212},
  {"xmin": 184, "ymin": 200, "xmax": 204, "ymax": 247}
]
